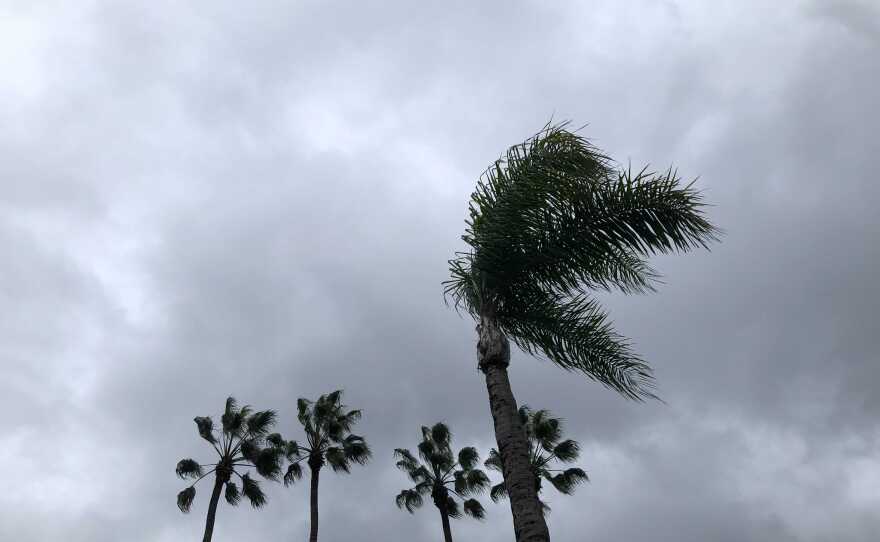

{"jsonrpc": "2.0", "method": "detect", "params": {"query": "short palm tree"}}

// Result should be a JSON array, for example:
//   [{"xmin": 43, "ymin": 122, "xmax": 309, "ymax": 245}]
[
  {"xmin": 444, "ymin": 122, "xmax": 718, "ymax": 541},
  {"xmin": 485, "ymin": 406, "xmax": 588, "ymax": 514},
  {"xmin": 175, "ymin": 397, "xmax": 284, "ymax": 542},
  {"xmin": 281, "ymin": 390, "xmax": 371, "ymax": 542},
  {"xmin": 394, "ymin": 423, "xmax": 489, "ymax": 542}
]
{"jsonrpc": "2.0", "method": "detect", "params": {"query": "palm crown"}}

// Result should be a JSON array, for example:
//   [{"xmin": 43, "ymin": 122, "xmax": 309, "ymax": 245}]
[
  {"xmin": 445, "ymin": 122, "xmax": 718, "ymax": 400},
  {"xmin": 175, "ymin": 397, "xmax": 284, "ymax": 513},
  {"xmin": 394, "ymin": 423, "xmax": 490, "ymax": 520},
  {"xmin": 485, "ymin": 406, "xmax": 588, "ymax": 513},
  {"xmin": 281, "ymin": 390, "xmax": 371, "ymax": 481}
]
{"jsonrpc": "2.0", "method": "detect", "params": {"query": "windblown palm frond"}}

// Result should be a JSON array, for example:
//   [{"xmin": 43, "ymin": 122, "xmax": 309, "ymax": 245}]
[
  {"xmin": 240, "ymin": 472, "xmax": 266, "ymax": 508},
  {"xmin": 484, "ymin": 405, "xmax": 588, "ymax": 513},
  {"xmin": 445, "ymin": 122, "xmax": 719, "ymax": 400}
]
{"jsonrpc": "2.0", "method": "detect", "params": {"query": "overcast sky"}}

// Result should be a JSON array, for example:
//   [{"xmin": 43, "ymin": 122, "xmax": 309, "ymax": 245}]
[{"xmin": 2, "ymin": 1, "xmax": 878, "ymax": 541}]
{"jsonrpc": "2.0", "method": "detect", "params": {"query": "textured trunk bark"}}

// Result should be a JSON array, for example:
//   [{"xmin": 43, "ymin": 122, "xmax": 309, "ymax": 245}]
[
  {"xmin": 308, "ymin": 465, "xmax": 320, "ymax": 542},
  {"xmin": 479, "ymin": 312, "xmax": 550, "ymax": 542},
  {"xmin": 202, "ymin": 475, "xmax": 224, "ymax": 542},
  {"xmin": 439, "ymin": 506, "xmax": 453, "ymax": 542}
]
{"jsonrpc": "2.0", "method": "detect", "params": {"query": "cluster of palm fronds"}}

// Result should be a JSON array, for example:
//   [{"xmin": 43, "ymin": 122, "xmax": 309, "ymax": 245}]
[{"xmin": 174, "ymin": 122, "xmax": 717, "ymax": 542}]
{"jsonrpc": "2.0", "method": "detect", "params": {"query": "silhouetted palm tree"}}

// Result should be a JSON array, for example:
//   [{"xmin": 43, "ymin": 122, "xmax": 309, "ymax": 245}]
[
  {"xmin": 175, "ymin": 397, "xmax": 284, "ymax": 542},
  {"xmin": 444, "ymin": 122, "xmax": 718, "ymax": 541},
  {"xmin": 394, "ymin": 423, "xmax": 489, "ymax": 542},
  {"xmin": 281, "ymin": 390, "xmax": 370, "ymax": 542},
  {"xmin": 485, "ymin": 406, "xmax": 588, "ymax": 514}
]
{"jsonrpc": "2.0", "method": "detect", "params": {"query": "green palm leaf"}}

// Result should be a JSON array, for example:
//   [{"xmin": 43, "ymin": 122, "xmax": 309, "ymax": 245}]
[
  {"xmin": 246, "ymin": 410, "xmax": 277, "ymax": 437},
  {"xmin": 175, "ymin": 459, "xmax": 203, "ymax": 480},
  {"xmin": 462, "ymin": 498, "xmax": 486, "ymax": 520},
  {"xmin": 395, "ymin": 489, "xmax": 424, "ymax": 513},
  {"xmin": 193, "ymin": 417, "xmax": 216, "ymax": 444},
  {"xmin": 224, "ymin": 481, "xmax": 241, "ymax": 506},
  {"xmin": 283, "ymin": 463, "xmax": 303, "ymax": 486},
  {"xmin": 241, "ymin": 473, "xmax": 266, "ymax": 508},
  {"xmin": 177, "ymin": 486, "xmax": 196, "ymax": 513}
]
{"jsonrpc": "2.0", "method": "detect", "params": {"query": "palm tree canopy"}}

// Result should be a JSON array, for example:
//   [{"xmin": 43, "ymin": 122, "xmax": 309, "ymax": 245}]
[
  {"xmin": 176, "ymin": 397, "xmax": 285, "ymax": 513},
  {"xmin": 445, "ymin": 122, "xmax": 719, "ymax": 400},
  {"xmin": 281, "ymin": 390, "xmax": 371, "ymax": 484},
  {"xmin": 484, "ymin": 406, "xmax": 588, "ymax": 512},
  {"xmin": 394, "ymin": 422, "xmax": 489, "ymax": 520}
]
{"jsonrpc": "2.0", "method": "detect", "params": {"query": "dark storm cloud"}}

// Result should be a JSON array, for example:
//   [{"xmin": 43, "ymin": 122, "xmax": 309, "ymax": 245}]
[{"xmin": 1, "ymin": 1, "xmax": 878, "ymax": 541}]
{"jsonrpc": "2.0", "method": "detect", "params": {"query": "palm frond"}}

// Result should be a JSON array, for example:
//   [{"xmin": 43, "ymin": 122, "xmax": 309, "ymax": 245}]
[
  {"xmin": 454, "ymin": 468, "xmax": 489, "ymax": 496},
  {"xmin": 325, "ymin": 389, "xmax": 343, "ymax": 406},
  {"xmin": 454, "ymin": 470, "xmax": 469, "ymax": 495},
  {"xmin": 237, "ymin": 405, "xmax": 253, "ymax": 426},
  {"xmin": 246, "ymin": 410, "xmax": 277, "ymax": 437},
  {"xmin": 342, "ymin": 409, "xmax": 362, "ymax": 428},
  {"xmin": 241, "ymin": 473, "xmax": 266, "ymax": 508},
  {"xmin": 325, "ymin": 446, "xmax": 350, "ymax": 473},
  {"xmin": 284, "ymin": 463, "xmax": 303, "ymax": 486},
  {"xmin": 430, "ymin": 423, "xmax": 451, "ymax": 447},
  {"xmin": 531, "ymin": 410, "xmax": 562, "ymax": 449},
  {"xmin": 466, "ymin": 469, "xmax": 490, "ymax": 493},
  {"xmin": 239, "ymin": 439, "xmax": 258, "ymax": 463},
  {"xmin": 343, "ymin": 434, "xmax": 371, "ymax": 465},
  {"xmin": 265, "ymin": 433, "xmax": 285, "ymax": 448},
  {"xmin": 484, "ymin": 449, "xmax": 503, "ymax": 472},
  {"xmin": 395, "ymin": 489, "xmax": 423, "ymax": 513},
  {"xmin": 254, "ymin": 446, "xmax": 283, "ymax": 480},
  {"xmin": 445, "ymin": 496, "xmax": 462, "ymax": 519},
  {"xmin": 500, "ymin": 287, "xmax": 656, "ymax": 400},
  {"xmin": 417, "ymin": 438, "xmax": 439, "ymax": 466},
  {"xmin": 224, "ymin": 397, "xmax": 238, "ymax": 418},
  {"xmin": 462, "ymin": 498, "xmax": 486, "ymax": 520},
  {"xmin": 415, "ymin": 480, "xmax": 433, "ymax": 495},
  {"xmin": 552, "ymin": 439, "xmax": 580, "ymax": 462},
  {"xmin": 393, "ymin": 448, "xmax": 420, "ymax": 474},
  {"xmin": 489, "ymin": 481, "xmax": 507, "ymax": 502},
  {"xmin": 547, "ymin": 467, "xmax": 588, "ymax": 495},
  {"xmin": 177, "ymin": 486, "xmax": 196, "ymax": 513},
  {"xmin": 175, "ymin": 458, "xmax": 203, "ymax": 480},
  {"xmin": 296, "ymin": 398, "xmax": 312, "ymax": 425},
  {"xmin": 222, "ymin": 409, "xmax": 244, "ymax": 436},
  {"xmin": 225, "ymin": 481, "xmax": 241, "ymax": 506},
  {"xmin": 284, "ymin": 440, "xmax": 301, "ymax": 461},
  {"xmin": 194, "ymin": 417, "xmax": 217, "ymax": 445},
  {"xmin": 457, "ymin": 447, "xmax": 479, "ymax": 471}
]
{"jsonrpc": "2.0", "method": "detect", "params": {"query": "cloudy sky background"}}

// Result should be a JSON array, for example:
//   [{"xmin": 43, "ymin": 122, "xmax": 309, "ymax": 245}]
[{"xmin": 2, "ymin": 1, "xmax": 878, "ymax": 540}]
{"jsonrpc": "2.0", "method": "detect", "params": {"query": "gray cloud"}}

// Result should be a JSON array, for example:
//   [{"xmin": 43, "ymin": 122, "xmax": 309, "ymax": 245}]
[{"xmin": 1, "ymin": 1, "xmax": 878, "ymax": 541}]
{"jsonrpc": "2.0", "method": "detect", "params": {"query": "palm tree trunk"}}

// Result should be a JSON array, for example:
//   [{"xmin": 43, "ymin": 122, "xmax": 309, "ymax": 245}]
[
  {"xmin": 478, "ymin": 312, "xmax": 550, "ymax": 542},
  {"xmin": 202, "ymin": 475, "xmax": 224, "ymax": 542},
  {"xmin": 439, "ymin": 505, "xmax": 453, "ymax": 542},
  {"xmin": 309, "ymin": 465, "xmax": 320, "ymax": 542}
]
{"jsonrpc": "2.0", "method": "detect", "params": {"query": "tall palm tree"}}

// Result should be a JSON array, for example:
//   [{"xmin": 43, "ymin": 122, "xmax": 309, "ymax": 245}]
[
  {"xmin": 394, "ymin": 423, "xmax": 490, "ymax": 542},
  {"xmin": 175, "ymin": 397, "xmax": 284, "ymax": 542},
  {"xmin": 485, "ymin": 406, "xmax": 588, "ymax": 514},
  {"xmin": 281, "ymin": 390, "xmax": 371, "ymax": 542},
  {"xmin": 444, "ymin": 122, "xmax": 718, "ymax": 541}
]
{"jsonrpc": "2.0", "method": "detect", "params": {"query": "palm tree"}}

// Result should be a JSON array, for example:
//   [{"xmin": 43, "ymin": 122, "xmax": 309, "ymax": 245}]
[
  {"xmin": 394, "ymin": 423, "xmax": 490, "ymax": 542},
  {"xmin": 281, "ymin": 390, "xmax": 371, "ymax": 542},
  {"xmin": 175, "ymin": 397, "xmax": 284, "ymax": 542},
  {"xmin": 485, "ymin": 406, "xmax": 588, "ymax": 514},
  {"xmin": 444, "ymin": 122, "xmax": 718, "ymax": 541}
]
